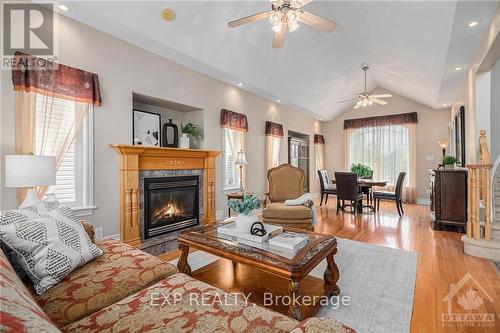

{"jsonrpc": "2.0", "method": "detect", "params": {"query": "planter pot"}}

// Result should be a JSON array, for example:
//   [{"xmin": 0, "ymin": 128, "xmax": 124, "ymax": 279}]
[
  {"xmin": 179, "ymin": 133, "xmax": 190, "ymax": 149},
  {"xmin": 235, "ymin": 213, "xmax": 258, "ymax": 234},
  {"xmin": 444, "ymin": 164, "xmax": 455, "ymax": 170}
]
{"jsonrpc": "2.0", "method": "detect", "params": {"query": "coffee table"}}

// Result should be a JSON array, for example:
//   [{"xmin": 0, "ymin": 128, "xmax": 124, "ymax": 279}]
[{"xmin": 176, "ymin": 219, "xmax": 339, "ymax": 320}]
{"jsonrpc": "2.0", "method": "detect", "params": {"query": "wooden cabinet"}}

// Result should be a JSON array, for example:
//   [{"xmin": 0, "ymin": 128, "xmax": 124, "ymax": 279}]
[{"xmin": 429, "ymin": 169, "xmax": 467, "ymax": 232}]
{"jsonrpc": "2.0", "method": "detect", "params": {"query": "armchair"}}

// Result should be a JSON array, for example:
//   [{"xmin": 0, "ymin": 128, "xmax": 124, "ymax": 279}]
[{"xmin": 262, "ymin": 164, "xmax": 314, "ymax": 230}]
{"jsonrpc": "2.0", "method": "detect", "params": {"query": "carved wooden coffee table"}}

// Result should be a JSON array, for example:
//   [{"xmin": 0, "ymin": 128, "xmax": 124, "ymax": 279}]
[{"xmin": 176, "ymin": 219, "xmax": 340, "ymax": 320}]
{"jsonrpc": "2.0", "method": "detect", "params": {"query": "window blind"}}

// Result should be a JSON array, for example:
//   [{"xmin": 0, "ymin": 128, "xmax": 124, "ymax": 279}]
[{"xmin": 35, "ymin": 95, "xmax": 77, "ymax": 203}]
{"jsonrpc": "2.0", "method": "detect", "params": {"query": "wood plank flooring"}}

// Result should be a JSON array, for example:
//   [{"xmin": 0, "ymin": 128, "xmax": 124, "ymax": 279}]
[{"xmin": 159, "ymin": 200, "xmax": 500, "ymax": 332}]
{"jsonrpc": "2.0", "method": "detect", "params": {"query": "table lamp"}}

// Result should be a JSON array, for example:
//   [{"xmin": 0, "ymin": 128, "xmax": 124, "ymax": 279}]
[
  {"xmin": 5, "ymin": 155, "xmax": 56, "ymax": 209},
  {"xmin": 438, "ymin": 139, "xmax": 449, "ymax": 159},
  {"xmin": 234, "ymin": 150, "xmax": 248, "ymax": 192}
]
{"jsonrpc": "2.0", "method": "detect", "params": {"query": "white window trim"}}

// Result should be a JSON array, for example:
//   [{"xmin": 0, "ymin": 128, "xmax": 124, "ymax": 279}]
[{"xmin": 70, "ymin": 109, "xmax": 95, "ymax": 217}]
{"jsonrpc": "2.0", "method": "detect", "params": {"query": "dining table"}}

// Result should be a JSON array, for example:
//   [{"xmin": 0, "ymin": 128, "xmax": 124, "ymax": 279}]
[{"xmin": 331, "ymin": 178, "xmax": 388, "ymax": 212}]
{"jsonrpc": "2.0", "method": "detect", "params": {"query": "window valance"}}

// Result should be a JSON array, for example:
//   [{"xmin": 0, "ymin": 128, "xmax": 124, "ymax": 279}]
[
  {"xmin": 220, "ymin": 109, "xmax": 248, "ymax": 132},
  {"xmin": 343, "ymin": 112, "xmax": 418, "ymax": 130},
  {"xmin": 314, "ymin": 134, "xmax": 325, "ymax": 144},
  {"xmin": 265, "ymin": 121, "xmax": 284, "ymax": 138},
  {"xmin": 11, "ymin": 52, "xmax": 102, "ymax": 106}
]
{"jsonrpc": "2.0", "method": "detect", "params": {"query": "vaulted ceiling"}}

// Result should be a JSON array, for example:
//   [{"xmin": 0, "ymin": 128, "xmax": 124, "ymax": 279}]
[{"xmin": 61, "ymin": 1, "xmax": 498, "ymax": 120}]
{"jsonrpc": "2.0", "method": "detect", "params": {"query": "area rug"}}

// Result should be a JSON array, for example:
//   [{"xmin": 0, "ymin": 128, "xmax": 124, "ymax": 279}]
[{"xmin": 170, "ymin": 238, "xmax": 417, "ymax": 333}]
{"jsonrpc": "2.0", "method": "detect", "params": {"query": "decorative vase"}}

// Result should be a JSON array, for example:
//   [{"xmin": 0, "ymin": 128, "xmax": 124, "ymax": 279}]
[
  {"xmin": 444, "ymin": 164, "xmax": 455, "ymax": 170},
  {"xmin": 235, "ymin": 213, "xmax": 258, "ymax": 234},
  {"xmin": 179, "ymin": 133, "xmax": 190, "ymax": 149},
  {"xmin": 162, "ymin": 119, "xmax": 179, "ymax": 148}
]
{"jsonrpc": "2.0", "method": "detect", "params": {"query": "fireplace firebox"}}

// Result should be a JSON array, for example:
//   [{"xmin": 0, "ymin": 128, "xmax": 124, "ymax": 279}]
[{"xmin": 144, "ymin": 176, "xmax": 199, "ymax": 239}]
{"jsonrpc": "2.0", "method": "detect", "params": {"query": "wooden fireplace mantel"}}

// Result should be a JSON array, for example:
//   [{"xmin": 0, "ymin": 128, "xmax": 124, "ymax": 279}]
[{"xmin": 110, "ymin": 144, "xmax": 221, "ymax": 246}]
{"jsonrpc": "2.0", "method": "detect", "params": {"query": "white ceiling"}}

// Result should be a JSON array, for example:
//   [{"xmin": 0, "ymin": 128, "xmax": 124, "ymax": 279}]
[{"xmin": 61, "ymin": 1, "xmax": 498, "ymax": 120}]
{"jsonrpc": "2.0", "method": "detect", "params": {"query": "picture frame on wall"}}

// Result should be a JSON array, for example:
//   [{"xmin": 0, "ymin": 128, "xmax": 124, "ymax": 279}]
[
  {"xmin": 455, "ymin": 106, "xmax": 466, "ymax": 167},
  {"xmin": 133, "ymin": 110, "xmax": 161, "ymax": 147}
]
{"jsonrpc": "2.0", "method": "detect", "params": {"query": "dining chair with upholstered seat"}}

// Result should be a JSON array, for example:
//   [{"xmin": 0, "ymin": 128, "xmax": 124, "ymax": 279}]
[
  {"xmin": 318, "ymin": 170, "xmax": 337, "ymax": 206},
  {"xmin": 334, "ymin": 172, "xmax": 363, "ymax": 215},
  {"xmin": 373, "ymin": 172, "xmax": 406, "ymax": 216}
]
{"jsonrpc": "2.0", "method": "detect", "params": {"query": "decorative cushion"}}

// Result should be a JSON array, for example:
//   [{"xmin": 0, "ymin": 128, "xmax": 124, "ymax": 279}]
[
  {"xmin": 263, "ymin": 202, "xmax": 313, "ymax": 220},
  {"xmin": 0, "ymin": 214, "xmax": 103, "ymax": 294},
  {"xmin": 0, "ymin": 247, "xmax": 60, "ymax": 333},
  {"xmin": 61, "ymin": 273, "xmax": 302, "ymax": 333},
  {"xmin": 34, "ymin": 239, "xmax": 178, "ymax": 328},
  {"xmin": 29, "ymin": 197, "xmax": 80, "ymax": 224}
]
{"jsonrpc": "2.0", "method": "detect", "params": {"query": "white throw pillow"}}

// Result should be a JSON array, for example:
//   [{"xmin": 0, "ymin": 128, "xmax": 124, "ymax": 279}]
[{"xmin": 0, "ymin": 214, "xmax": 103, "ymax": 294}]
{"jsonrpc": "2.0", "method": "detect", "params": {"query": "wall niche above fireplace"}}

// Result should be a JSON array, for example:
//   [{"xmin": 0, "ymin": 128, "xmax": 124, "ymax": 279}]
[{"xmin": 144, "ymin": 175, "xmax": 200, "ymax": 239}]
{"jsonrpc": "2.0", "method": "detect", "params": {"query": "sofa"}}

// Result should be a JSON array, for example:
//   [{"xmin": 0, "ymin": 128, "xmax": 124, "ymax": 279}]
[{"xmin": 0, "ymin": 225, "xmax": 354, "ymax": 333}]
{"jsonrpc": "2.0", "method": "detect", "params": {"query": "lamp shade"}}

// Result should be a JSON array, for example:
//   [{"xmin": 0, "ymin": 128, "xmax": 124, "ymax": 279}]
[
  {"xmin": 234, "ymin": 150, "xmax": 248, "ymax": 166},
  {"xmin": 5, "ymin": 155, "xmax": 56, "ymax": 188},
  {"xmin": 438, "ymin": 139, "xmax": 449, "ymax": 149}
]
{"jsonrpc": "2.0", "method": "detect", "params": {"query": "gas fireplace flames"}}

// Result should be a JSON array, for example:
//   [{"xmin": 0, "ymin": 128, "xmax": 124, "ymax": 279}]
[{"xmin": 152, "ymin": 202, "xmax": 185, "ymax": 223}]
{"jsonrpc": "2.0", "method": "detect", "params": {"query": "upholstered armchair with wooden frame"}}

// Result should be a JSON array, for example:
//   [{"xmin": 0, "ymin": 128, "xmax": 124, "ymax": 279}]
[{"xmin": 263, "ymin": 164, "xmax": 314, "ymax": 230}]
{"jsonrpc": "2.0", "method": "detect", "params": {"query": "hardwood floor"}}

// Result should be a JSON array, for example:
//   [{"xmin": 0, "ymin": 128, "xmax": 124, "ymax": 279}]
[{"xmin": 159, "ymin": 199, "xmax": 500, "ymax": 332}]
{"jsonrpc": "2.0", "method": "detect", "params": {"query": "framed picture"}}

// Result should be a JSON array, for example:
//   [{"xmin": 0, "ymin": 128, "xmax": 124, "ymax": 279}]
[
  {"xmin": 133, "ymin": 110, "xmax": 161, "ymax": 147},
  {"xmin": 455, "ymin": 106, "xmax": 466, "ymax": 167}
]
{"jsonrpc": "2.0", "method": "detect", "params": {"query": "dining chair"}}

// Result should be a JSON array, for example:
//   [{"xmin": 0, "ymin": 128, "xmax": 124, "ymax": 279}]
[
  {"xmin": 318, "ymin": 170, "xmax": 337, "ymax": 206},
  {"xmin": 334, "ymin": 172, "xmax": 363, "ymax": 215},
  {"xmin": 373, "ymin": 172, "xmax": 406, "ymax": 216}
]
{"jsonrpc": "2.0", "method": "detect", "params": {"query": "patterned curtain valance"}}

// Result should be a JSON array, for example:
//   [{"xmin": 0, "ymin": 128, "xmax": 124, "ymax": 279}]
[
  {"xmin": 220, "ymin": 109, "xmax": 248, "ymax": 132},
  {"xmin": 343, "ymin": 112, "xmax": 418, "ymax": 130},
  {"xmin": 12, "ymin": 52, "xmax": 102, "ymax": 106},
  {"xmin": 314, "ymin": 134, "xmax": 325, "ymax": 144},
  {"xmin": 265, "ymin": 121, "xmax": 284, "ymax": 138}
]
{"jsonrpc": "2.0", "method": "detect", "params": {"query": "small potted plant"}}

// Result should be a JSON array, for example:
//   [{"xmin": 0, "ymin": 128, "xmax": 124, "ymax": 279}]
[
  {"xmin": 350, "ymin": 163, "xmax": 373, "ymax": 179},
  {"xmin": 228, "ymin": 195, "xmax": 261, "ymax": 234},
  {"xmin": 180, "ymin": 122, "xmax": 202, "ymax": 149},
  {"xmin": 442, "ymin": 155, "xmax": 457, "ymax": 170}
]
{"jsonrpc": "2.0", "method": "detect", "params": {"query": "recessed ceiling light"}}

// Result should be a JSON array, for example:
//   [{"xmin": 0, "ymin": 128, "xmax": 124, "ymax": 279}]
[
  {"xmin": 455, "ymin": 66, "xmax": 463, "ymax": 71},
  {"xmin": 276, "ymin": 99, "xmax": 281, "ymax": 103},
  {"xmin": 58, "ymin": 4, "xmax": 69, "ymax": 11},
  {"xmin": 237, "ymin": 83, "xmax": 243, "ymax": 87},
  {"xmin": 442, "ymin": 104, "xmax": 448, "ymax": 107},
  {"xmin": 467, "ymin": 21, "xmax": 479, "ymax": 28}
]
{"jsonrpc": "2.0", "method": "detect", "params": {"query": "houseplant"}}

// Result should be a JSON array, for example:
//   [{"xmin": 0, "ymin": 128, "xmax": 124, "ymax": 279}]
[
  {"xmin": 350, "ymin": 163, "xmax": 373, "ymax": 178},
  {"xmin": 442, "ymin": 155, "xmax": 457, "ymax": 170},
  {"xmin": 180, "ymin": 122, "xmax": 202, "ymax": 149},
  {"xmin": 228, "ymin": 195, "xmax": 261, "ymax": 233}
]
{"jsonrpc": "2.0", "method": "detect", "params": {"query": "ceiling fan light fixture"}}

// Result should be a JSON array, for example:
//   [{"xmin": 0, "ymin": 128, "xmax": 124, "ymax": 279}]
[
  {"xmin": 272, "ymin": 24, "xmax": 283, "ymax": 33},
  {"xmin": 268, "ymin": 12, "xmax": 281, "ymax": 26}
]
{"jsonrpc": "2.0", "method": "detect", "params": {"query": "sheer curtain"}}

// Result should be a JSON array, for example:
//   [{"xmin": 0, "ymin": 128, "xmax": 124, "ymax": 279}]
[
  {"xmin": 345, "ymin": 122, "xmax": 417, "ymax": 203},
  {"xmin": 265, "ymin": 121, "xmax": 284, "ymax": 172}
]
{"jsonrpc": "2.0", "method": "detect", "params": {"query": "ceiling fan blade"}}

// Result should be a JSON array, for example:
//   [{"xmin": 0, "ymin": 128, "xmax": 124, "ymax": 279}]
[
  {"xmin": 298, "ymin": 11, "xmax": 336, "ymax": 32},
  {"xmin": 272, "ymin": 23, "xmax": 287, "ymax": 48},
  {"xmin": 371, "ymin": 94, "xmax": 392, "ymax": 98},
  {"xmin": 369, "ymin": 96, "xmax": 388, "ymax": 106},
  {"xmin": 338, "ymin": 98, "xmax": 356, "ymax": 103},
  {"xmin": 228, "ymin": 11, "xmax": 270, "ymax": 28}
]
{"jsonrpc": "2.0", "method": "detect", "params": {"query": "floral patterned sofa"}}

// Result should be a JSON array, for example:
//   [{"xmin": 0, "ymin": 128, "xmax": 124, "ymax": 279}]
[{"xmin": 1, "ymin": 235, "xmax": 353, "ymax": 332}]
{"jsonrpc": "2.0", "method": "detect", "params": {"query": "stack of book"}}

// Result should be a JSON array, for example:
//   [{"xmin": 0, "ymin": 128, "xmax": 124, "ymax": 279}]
[{"xmin": 268, "ymin": 231, "xmax": 308, "ymax": 251}]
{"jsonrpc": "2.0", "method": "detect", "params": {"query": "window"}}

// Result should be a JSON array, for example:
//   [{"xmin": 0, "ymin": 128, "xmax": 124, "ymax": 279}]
[
  {"xmin": 347, "ymin": 124, "xmax": 410, "ymax": 187},
  {"xmin": 34, "ymin": 93, "xmax": 94, "ymax": 212},
  {"xmin": 223, "ymin": 128, "xmax": 245, "ymax": 190}
]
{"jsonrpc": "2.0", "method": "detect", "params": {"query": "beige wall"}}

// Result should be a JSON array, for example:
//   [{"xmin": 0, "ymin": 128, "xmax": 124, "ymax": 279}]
[
  {"xmin": 323, "ymin": 86, "xmax": 451, "ymax": 201},
  {"xmin": 0, "ymin": 15, "xmax": 322, "ymax": 237}
]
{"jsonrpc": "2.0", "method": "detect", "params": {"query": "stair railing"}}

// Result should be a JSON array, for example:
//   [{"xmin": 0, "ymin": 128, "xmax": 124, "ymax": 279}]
[{"xmin": 466, "ymin": 130, "xmax": 492, "ymax": 240}]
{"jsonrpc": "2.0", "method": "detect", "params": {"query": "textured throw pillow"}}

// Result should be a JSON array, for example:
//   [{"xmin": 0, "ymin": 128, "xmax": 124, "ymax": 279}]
[
  {"xmin": 0, "ymin": 213, "xmax": 103, "ymax": 294},
  {"xmin": 29, "ymin": 196, "xmax": 80, "ymax": 224}
]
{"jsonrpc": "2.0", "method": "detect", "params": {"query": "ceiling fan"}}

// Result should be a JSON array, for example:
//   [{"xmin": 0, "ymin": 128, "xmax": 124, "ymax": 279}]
[
  {"xmin": 338, "ymin": 65, "xmax": 392, "ymax": 109},
  {"xmin": 228, "ymin": 0, "xmax": 336, "ymax": 48}
]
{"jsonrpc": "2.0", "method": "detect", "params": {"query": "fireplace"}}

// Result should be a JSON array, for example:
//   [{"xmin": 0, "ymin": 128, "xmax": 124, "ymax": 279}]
[{"xmin": 144, "ymin": 176, "xmax": 199, "ymax": 239}]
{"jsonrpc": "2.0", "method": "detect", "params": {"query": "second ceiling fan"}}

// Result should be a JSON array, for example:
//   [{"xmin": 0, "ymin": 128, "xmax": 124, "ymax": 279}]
[
  {"xmin": 228, "ymin": 0, "xmax": 336, "ymax": 48},
  {"xmin": 339, "ymin": 65, "xmax": 392, "ymax": 109}
]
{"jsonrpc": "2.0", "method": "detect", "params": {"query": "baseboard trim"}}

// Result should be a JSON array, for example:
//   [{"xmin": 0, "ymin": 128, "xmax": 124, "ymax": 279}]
[{"xmin": 416, "ymin": 198, "xmax": 431, "ymax": 205}]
